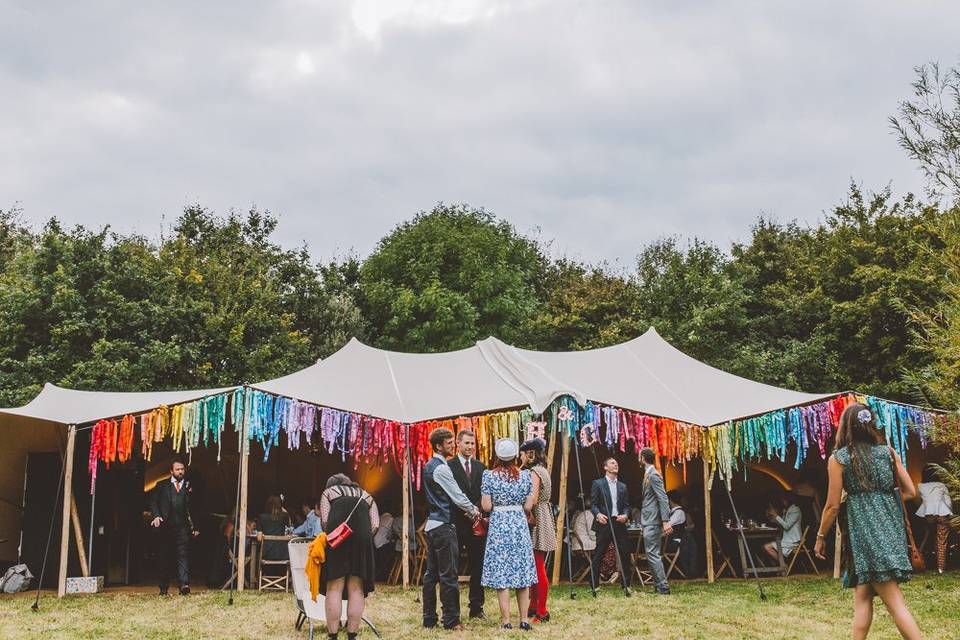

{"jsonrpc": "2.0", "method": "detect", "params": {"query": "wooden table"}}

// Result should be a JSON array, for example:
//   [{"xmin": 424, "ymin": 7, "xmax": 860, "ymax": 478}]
[{"xmin": 729, "ymin": 525, "xmax": 784, "ymax": 577}]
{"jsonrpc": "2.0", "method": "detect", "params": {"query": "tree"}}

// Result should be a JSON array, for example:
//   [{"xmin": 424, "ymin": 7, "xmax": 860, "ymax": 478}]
[
  {"xmin": 633, "ymin": 237, "xmax": 748, "ymax": 367},
  {"xmin": 891, "ymin": 61, "xmax": 960, "ymax": 200},
  {"xmin": 0, "ymin": 207, "xmax": 366, "ymax": 405},
  {"xmin": 520, "ymin": 259, "xmax": 641, "ymax": 351},
  {"xmin": 359, "ymin": 203, "xmax": 549, "ymax": 352}
]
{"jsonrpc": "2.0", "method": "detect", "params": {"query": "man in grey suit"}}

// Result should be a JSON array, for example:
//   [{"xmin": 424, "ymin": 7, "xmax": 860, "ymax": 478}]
[{"xmin": 640, "ymin": 447, "xmax": 673, "ymax": 594}]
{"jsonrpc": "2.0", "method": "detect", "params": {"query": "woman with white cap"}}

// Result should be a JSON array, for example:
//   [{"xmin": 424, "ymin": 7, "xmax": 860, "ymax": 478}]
[{"xmin": 480, "ymin": 438, "xmax": 538, "ymax": 631}]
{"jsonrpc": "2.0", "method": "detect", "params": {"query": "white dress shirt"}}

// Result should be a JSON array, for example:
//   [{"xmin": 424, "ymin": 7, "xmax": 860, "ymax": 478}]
[{"xmin": 607, "ymin": 476, "xmax": 619, "ymax": 516}]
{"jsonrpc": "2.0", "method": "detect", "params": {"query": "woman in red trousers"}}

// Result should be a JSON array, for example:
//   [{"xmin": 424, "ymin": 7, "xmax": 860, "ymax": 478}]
[{"xmin": 521, "ymin": 438, "xmax": 556, "ymax": 623}]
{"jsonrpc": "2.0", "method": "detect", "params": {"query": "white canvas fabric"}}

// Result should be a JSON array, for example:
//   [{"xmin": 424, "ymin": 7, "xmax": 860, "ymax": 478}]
[
  {"xmin": 2, "ymin": 328, "xmax": 836, "ymax": 428},
  {"xmin": 0, "ymin": 383, "xmax": 233, "ymax": 427}
]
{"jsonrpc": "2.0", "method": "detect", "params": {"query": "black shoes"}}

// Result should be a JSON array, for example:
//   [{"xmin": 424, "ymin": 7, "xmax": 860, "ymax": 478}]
[
  {"xmin": 502, "ymin": 623, "xmax": 513, "ymax": 630},
  {"xmin": 179, "ymin": 585, "xmax": 191, "ymax": 596},
  {"xmin": 159, "ymin": 588, "xmax": 169, "ymax": 596},
  {"xmin": 656, "ymin": 586, "xmax": 671, "ymax": 595},
  {"xmin": 519, "ymin": 621, "xmax": 533, "ymax": 631},
  {"xmin": 469, "ymin": 610, "xmax": 485, "ymax": 619}
]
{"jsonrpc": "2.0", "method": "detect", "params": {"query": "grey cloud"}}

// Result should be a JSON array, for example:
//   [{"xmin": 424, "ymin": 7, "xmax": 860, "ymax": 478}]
[{"xmin": 1, "ymin": 0, "xmax": 957, "ymax": 267}]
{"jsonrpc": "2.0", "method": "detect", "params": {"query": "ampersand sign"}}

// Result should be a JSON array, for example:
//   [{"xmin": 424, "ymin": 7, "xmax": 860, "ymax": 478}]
[
  {"xmin": 525, "ymin": 421, "xmax": 546, "ymax": 440},
  {"xmin": 557, "ymin": 406, "xmax": 574, "ymax": 422}
]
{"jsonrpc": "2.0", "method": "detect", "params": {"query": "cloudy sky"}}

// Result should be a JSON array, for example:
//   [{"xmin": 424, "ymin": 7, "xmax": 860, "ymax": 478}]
[{"xmin": 2, "ymin": 1, "xmax": 958, "ymax": 267}]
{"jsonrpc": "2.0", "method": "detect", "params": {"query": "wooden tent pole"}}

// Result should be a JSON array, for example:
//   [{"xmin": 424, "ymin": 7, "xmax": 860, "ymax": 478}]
[
  {"xmin": 703, "ymin": 460, "xmax": 715, "ymax": 584},
  {"xmin": 237, "ymin": 412, "xmax": 250, "ymax": 592},
  {"xmin": 545, "ymin": 422, "xmax": 558, "ymax": 476},
  {"xmin": 551, "ymin": 433, "xmax": 570, "ymax": 585},
  {"xmin": 57, "ymin": 425, "xmax": 77, "ymax": 597},
  {"xmin": 401, "ymin": 425, "xmax": 411, "ymax": 589},
  {"xmin": 58, "ymin": 433, "xmax": 89, "ymax": 577}
]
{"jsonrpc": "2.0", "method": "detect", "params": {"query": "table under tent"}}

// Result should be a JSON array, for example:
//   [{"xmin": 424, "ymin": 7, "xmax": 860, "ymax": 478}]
[{"xmin": 0, "ymin": 328, "xmax": 944, "ymax": 596}]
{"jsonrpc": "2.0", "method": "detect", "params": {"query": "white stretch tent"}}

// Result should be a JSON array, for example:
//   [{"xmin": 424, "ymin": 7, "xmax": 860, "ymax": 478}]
[
  {"xmin": 0, "ymin": 383, "xmax": 235, "ymax": 428},
  {"xmin": 254, "ymin": 327, "xmax": 835, "ymax": 426}
]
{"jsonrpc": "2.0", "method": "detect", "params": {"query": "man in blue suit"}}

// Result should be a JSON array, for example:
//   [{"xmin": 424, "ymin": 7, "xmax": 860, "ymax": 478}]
[{"xmin": 589, "ymin": 457, "xmax": 632, "ymax": 590}]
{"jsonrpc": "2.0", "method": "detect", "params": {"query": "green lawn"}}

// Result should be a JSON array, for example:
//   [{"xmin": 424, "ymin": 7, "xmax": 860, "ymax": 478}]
[{"xmin": 2, "ymin": 574, "xmax": 958, "ymax": 639}]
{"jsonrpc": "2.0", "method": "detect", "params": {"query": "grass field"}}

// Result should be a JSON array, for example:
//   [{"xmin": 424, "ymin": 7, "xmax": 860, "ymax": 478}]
[{"xmin": 1, "ymin": 574, "xmax": 958, "ymax": 639}]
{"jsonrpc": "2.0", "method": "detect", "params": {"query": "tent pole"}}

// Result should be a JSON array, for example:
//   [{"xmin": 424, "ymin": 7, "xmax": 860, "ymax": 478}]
[
  {"xmin": 551, "ymin": 433, "xmax": 570, "ymax": 585},
  {"xmin": 401, "ymin": 424, "xmax": 410, "ymax": 589},
  {"xmin": 237, "ymin": 391, "xmax": 250, "ymax": 592},
  {"xmin": 545, "ymin": 416, "xmax": 558, "ymax": 475},
  {"xmin": 86, "ymin": 466, "xmax": 97, "ymax": 575},
  {"xmin": 57, "ymin": 434, "xmax": 89, "ymax": 578},
  {"xmin": 57, "ymin": 425, "xmax": 77, "ymax": 597},
  {"xmin": 703, "ymin": 460, "xmax": 714, "ymax": 584}
]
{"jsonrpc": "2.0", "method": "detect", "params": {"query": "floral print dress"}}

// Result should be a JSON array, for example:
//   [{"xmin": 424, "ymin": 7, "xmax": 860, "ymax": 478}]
[{"xmin": 480, "ymin": 469, "xmax": 538, "ymax": 589}]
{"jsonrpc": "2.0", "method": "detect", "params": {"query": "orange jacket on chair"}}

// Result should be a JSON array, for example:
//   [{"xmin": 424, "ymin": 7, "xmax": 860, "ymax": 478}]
[{"xmin": 306, "ymin": 533, "xmax": 327, "ymax": 602}]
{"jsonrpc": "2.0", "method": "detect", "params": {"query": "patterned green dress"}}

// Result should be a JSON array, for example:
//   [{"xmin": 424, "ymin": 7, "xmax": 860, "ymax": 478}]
[{"xmin": 833, "ymin": 444, "xmax": 912, "ymax": 588}]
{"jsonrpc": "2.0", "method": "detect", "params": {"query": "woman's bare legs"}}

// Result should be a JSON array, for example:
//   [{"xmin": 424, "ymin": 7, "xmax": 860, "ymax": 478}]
[
  {"xmin": 516, "ymin": 586, "xmax": 530, "ymax": 626},
  {"xmin": 345, "ymin": 576, "xmax": 365, "ymax": 633},
  {"xmin": 852, "ymin": 584, "xmax": 874, "ymax": 640},
  {"xmin": 324, "ymin": 577, "xmax": 344, "ymax": 634},
  {"xmin": 497, "ymin": 588, "xmax": 512, "ymax": 625},
  {"xmin": 872, "ymin": 581, "xmax": 922, "ymax": 640}
]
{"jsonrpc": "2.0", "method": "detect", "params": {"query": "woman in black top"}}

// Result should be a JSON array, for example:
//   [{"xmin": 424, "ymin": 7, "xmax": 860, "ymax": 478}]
[
  {"xmin": 257, "ymin": 494, "xmax": 290, "ymax": 565},
  {"xmin": 320, "ymin": 473, "xmax": 379, "ymax": 640}
]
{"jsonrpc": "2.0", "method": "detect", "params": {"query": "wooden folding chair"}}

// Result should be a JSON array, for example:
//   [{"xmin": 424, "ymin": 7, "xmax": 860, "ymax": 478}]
[
  {"xmin": 630, "ymin": 531, "xmax": 652, "ymax": 586},
  {"xmin": 569, "ymin": 530, "xmax": 596, "ymax": 583},
  {"xmin": 785, "ymin": 526, "xmax": 820, "ymax": 576},
  {"xmin": 221, "ymin": 545, "xmax": 252, "ymax": 590},
  {"xmin": 663, "ymin": 537, "xmax": 687, "ymax": 579},
  {"xmin": 711, "ymin": 528, "xmax": 736, "ymax": 578},
  {"xmin": 258, "ymin": 534, "xmax": 291, "ymax": 591},
  {"xmin": 413, "ymin": 523, "xmax": 428, "ymax": 586},
  {"xmin": 387, "ymin": 551, "xmax": 403, "ymax": 585}
]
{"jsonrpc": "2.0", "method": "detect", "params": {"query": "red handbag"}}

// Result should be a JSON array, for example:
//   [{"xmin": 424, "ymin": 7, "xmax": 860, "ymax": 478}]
[
  {"xmin": 326, "ymin": 494, "xmax": 366, "ymax": 549},
  {"xmin": 472, "ymin": 516, "xmax": 489, "ymax": 537}
]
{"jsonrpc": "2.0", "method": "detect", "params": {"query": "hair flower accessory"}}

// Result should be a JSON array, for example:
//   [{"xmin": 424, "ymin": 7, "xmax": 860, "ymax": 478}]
[{"xmin": 857, "ymin": 409, "xmax": 872, "ymax": 424}]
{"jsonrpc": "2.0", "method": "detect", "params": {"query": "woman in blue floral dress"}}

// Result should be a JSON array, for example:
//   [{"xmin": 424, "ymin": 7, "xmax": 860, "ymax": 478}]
[
  {"xmin": 815, "ymin": 403, "xmax": 921, "ymax": 640},
  {"xmin": 481, "ymin": 438, "xmax": 537, "ymax": 631}
]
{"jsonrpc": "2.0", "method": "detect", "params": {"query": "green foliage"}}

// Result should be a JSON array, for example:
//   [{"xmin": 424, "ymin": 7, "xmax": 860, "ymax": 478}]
[
  {"xmin": 0, "ymin": 207, "xmax": 365, "ymax": 406},
  {"xmin": 359, "ymin": 203, "xmax": 548, "ymax": 352}
]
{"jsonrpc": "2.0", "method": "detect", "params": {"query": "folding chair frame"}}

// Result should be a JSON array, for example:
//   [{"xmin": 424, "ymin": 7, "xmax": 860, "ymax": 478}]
[{"xmin": 785, "ymin": 526, "xmax": 820, "ymax": 576}]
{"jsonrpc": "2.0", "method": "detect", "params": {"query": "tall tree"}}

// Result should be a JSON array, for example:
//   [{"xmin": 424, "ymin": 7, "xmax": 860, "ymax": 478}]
[
  {"xmin": 891, "ymin": 61, "xmax": 960, "ymax": 200},
  {"xmin": 359, "ymin": 203, "xmax": 549, "ymax": 352}
]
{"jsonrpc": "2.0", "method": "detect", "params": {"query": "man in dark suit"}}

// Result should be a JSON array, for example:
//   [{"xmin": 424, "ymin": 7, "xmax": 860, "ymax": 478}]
[
  {"xmin": 589, "ymin": 456, "xmax": 632, "ymax": 591},
  {"xmin": 447, "ymin": 429, "xmax": 486, "ymax": 618},
  {"xmin": 150, "ymin": 459, "xmax": 199, "ymax": 595}
]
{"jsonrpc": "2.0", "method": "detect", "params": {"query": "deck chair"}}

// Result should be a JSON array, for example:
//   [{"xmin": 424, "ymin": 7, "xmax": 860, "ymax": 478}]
[
  {"xmin": 259, "ymin": 535, "xmax": 292, "ymax": 591},
  {"xmin": 785, "ymin": 526, "xmax": 820, "ymax": 576},
  {"xmin": 386, "ymin": 551, "xmax": 402, "ymax": 585},
  {"xmin": 288, "ymin": 539, "xmax": 381, "ymax": 640}
]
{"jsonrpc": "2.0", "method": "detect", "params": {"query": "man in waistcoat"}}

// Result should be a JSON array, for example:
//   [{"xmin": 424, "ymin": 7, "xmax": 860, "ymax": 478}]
[
  {"xmin": 150, "ymin": 459, "xmax": 199, "ymax": 595},
  {"xmin": 422, "ymin": 428, "xmax": 480, "ymax": 631},
  {"xmin": 448, "ymin": 428, "xmax": 487, "ymax": 618}
]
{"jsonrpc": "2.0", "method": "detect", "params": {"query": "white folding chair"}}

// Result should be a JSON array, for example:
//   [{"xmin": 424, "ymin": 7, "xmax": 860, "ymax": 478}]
[{"xmin": 288, "ymin": 538, "xmax": 381, "ymax": 640}]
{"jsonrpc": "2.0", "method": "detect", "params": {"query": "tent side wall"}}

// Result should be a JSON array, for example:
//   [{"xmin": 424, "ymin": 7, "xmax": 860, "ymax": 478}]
[{"xmin": 0, "ymin": 416, "xmax": 64, "ymax": 566}]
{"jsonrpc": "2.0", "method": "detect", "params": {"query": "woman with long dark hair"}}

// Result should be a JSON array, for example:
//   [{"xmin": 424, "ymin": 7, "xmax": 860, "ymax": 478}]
[
  {"xmin": 320, "ymin": 473, "xmax": 380, "ymax": 640},
  {"xmin": 520, "ymin": 438, "xmax": 555, "ymax": 623},
  {"xmin": 481, "ymin": 438, "xmax": 538, "ymax": 630},
  {"xmin": 815, "ymin": 404, "xmax": 921, "ymax": 639}
]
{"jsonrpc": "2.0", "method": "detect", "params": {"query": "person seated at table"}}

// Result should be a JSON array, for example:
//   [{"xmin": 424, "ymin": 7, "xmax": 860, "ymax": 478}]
[
  {"xmin": 763, "ymin": 493, "xmax": 802, "ymax": 561},
  {"xmin": 373, "ymin": 508, "xmax": 395, "ymax": 580},
  {"xmin": 664, "ymin": 491, "xmax": 687, "ymax": 551},
  {"xmin": 570, "ymin": 506, "xmax": 597, "ymax": 553},
  {"xmin": 257, "ymin": 494, "xmax": 291, "ymax": 568},
  {"xmin": 293, "ymin": 497, "xmax": 323, "ymax": 538}
]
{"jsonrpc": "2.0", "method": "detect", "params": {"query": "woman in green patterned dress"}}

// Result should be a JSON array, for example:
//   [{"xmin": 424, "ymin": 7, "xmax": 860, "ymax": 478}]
[{"xmin": 815, "ymin": 403, "xmax": 921, "ymax": 640}]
